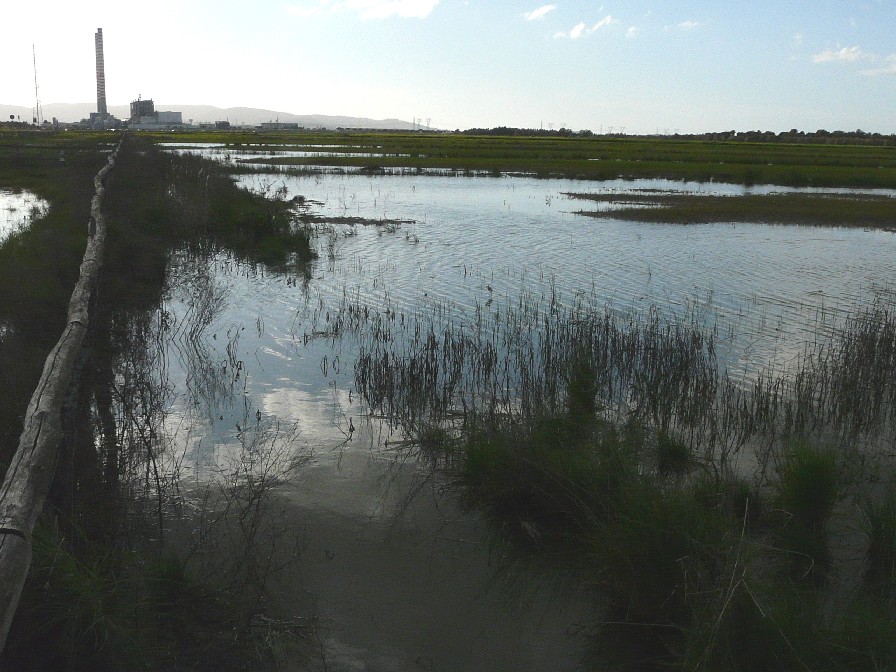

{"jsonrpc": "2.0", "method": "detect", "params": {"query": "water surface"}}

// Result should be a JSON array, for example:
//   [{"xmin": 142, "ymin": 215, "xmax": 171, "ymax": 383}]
[
  {"xmin": 0, "ymin": 189, "xmax": 48, "ymax": 242},
  {"xmin": 157, "ymin": 148, "xmax": 896, "ymax": 669}
]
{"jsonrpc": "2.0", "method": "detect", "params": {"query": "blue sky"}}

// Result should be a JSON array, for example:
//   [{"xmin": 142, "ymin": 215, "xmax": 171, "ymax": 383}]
[{"xmin": 3, "ymin": 0, "xmax": 895, "ymax": 132}]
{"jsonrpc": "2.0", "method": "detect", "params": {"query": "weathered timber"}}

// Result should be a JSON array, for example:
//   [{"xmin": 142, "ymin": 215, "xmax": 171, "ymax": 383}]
[{"xmin": 0, "ymin": 138, "xmax": 123, "ymax": 654}]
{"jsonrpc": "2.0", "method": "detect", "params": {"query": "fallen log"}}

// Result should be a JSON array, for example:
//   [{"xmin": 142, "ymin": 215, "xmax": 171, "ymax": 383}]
[{"xmin": 0, "ymin": 138, "xmax": 123, "ymax": 653}]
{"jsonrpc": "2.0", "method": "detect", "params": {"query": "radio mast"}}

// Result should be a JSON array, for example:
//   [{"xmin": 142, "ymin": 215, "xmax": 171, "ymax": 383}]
[{"xmin": 32, "ymin": 44, "xmax": 42, "ymax": 125}]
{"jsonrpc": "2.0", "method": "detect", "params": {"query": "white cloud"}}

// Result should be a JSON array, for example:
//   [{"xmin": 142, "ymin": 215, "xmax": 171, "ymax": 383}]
[
  {"xmin": 286, "ymin": 0, "xmax": 439, "ymax": 20},
  {"xmin": 665, "ymin": 20, "xmax": 699, "ymax": 31},
  {"xmin": 812, "ymin": 46, "xmax": 872, "ymax": 63},
  {"xmin": 524, "ymin": 4, "xmax": 556, "ymax": 21},
  {"xmin": 554, "ymin": 15, "xmax": 618, "ymax": 39},
  {"xmin": 568, "ymin": 22, "xmax": 586, "ymax": 39},
  {"xmin": 625, "ymin": 26, "xmax": 639, "ymax": 39},
  {"xmin": 591, "ymin": 15, "xmax": 618, "ymax": 31}
]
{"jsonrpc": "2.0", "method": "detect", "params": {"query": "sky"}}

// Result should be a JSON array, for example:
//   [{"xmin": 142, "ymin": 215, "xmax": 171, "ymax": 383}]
[{"xmin": 2, "ymin": 0, "xmax": 895, "ymax": 133}]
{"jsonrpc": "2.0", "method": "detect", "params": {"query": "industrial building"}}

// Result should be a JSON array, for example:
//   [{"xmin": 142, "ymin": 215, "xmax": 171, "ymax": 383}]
[
  {"xmin": 130, "ymin": 97, "xmax": 154, "ymax": 119},
  {"xmin": 128, "ymin": 97, "xmax": 183, "ymax": 130},
  {"xmin": 79, "ymin": 28, "xmax": 183, "ymax": 130}
]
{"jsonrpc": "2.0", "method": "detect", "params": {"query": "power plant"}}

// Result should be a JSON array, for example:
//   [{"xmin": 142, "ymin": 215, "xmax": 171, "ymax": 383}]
[
  {"xmin": 95, "ymin": 28, "xmax": 107, "ymax": 117},
  {"xmin": 83, "ymin": 28, "xmax": 181, "ymax": 129}
]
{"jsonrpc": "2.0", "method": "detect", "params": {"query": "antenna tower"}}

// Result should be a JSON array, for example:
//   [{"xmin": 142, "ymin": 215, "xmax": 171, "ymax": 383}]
[{"xmin": 32, "ymin": 44, "xmax": 42, "ymax": 125}]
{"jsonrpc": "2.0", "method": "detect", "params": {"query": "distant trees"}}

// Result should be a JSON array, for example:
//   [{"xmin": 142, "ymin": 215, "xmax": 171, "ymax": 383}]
[
  {"xmin": 459, "ymin": 126, "xmax": 895, "ymax": 146},
  {"xmin": 461, "ymin": 126, "xmax": 588, "ymax": 138}
]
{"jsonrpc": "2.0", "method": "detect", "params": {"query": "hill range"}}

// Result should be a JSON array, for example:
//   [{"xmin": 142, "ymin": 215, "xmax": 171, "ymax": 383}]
[{"xmin": 0, "ymin": 102, "xmax": 422, "ymax": 130}]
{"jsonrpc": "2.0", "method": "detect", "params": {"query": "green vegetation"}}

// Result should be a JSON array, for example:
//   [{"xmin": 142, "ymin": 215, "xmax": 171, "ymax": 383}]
[
  {"xmin": 104, "ymin": 136, "xmax": 314, "ymax": 276},
  {"xmin": 341, "ymin": 284, "xmax": 896, "ymax": 671},
  {"xmin": 5, "ymin": 124, "xmax": 896, "ymax": 669},
  {"xmin": 141, "ymin": 128, "xmax": 896, "ymax": 188},
  {"xmin": 0, "ymin": 129, "xmax": 114, "ymax": 460},
  {"xmin": 0, "ymin": 130, "xmax": 316, "ymax": 670},
  {"xmin": 10, "ymin": 525, "xmax": 282, "ymax": 672},
  {"xmin": 566, "ymin": 191, "xmax": 896, "ymax": 228},
  {"xmin": 775, "ymin": 442, "xmax": 840, "ymax": 575},
  {"xmin": 862, "ymin": 484, "xmax": 896, "ymax": 587}
]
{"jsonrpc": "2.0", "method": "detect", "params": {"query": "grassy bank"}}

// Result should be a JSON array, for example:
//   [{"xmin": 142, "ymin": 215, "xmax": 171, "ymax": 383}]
[
  {"xmin": 140, "ymin": 129, "xmax": 896, "ymax": 188},
  {"xmin": 1, "ymin": 131, "xmax": 316, "ymax": 671},
  {"xmin": 566, "ymin": 191, "xmax": 896, "ymax": 228},
  {"xmin": 0, "ymin": 129, "xmax": 113, "ymax": 462}
]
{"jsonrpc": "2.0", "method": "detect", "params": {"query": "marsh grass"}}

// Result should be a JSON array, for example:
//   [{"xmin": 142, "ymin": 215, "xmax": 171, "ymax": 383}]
[
  {"xmin": 0, "ymin": 134, "xmax": 115, "ymax": 474},
  {"xmin": 566, "ymin": 191, "xmax": 896, "ymax": 228},
  {"xmin": 144, "ymin": 129, "xmax": 896, "ymax": 188},
  {"xmin": 656, "ymin": 430, "xmax": 692, "ymax": 476},
  {"xmin": 103, "ymin": 137, "xmax": 316, "ymax": 275},
  {"xmin": 7, "ymin": 520, "xmax": 291, "ymax": 672},
  {"xmin": 1, "ymin": 132, "xmax": 319, "ymax": 670},
  {"xmin": 860, "ymin": 484, "xmax": 896, "ymax": 587},
  {"xmin": 336, "ymin": 281, "xmax": 896, "ymax": 669},
  {"xmin": 768, "ymin": 442, "xmax": 841, "ymax": 585}
]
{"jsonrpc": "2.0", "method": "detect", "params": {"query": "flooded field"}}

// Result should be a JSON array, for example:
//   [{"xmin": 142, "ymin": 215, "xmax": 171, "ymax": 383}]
[
  {"xmin": 245, "ymin": 170, "xmax": 895, "ymax": 374},
  {"xmin": 155, "ymin": 144, "xmax": 896, "ymax": 670}
]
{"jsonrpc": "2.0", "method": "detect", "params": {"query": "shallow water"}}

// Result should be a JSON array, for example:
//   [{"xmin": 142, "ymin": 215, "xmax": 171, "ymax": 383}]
[
  {"xmin": 272, "ymin": 450, "xmax": 591, "ymax": 672},
  {"xmin": 239, "ymin": 170, "xmax": 896, "ymax": 375},
  {"xmin": 155, "ymin": 149, "xmax": 896, "ymax": 669},
  {"xmin": 0, "ymin": 189, "xmax": 48, "ymax": 242}
]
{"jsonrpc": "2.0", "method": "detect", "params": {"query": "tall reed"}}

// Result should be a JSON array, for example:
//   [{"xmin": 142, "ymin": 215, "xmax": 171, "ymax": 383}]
[{"xmin": 327, "ymin": 282, "xmax": 896, "ymax": 669}]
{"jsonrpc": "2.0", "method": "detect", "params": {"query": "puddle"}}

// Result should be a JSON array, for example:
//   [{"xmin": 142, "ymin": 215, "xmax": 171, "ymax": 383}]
[{"xmin": 0, "ymin": 189, "xmax": 48, "ymax": 242}]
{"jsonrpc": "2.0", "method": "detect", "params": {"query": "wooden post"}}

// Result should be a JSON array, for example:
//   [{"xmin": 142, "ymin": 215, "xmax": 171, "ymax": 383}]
[{"xmin": 0, "ymin": 139, "xmax": 122, "ymax": 653}]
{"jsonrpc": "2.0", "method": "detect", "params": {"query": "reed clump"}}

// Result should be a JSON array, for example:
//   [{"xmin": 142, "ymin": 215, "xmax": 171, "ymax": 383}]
[
  {"xmin": 103, "ymin": 136, "xmax": 315, "ymax": 276},
  {"xmin": 860, "ymin": 481, "xmax": 896, "ymax": 588},
  {"xmin": 774, "ymin": 441, "xmax": 841, "ymax": 577},
  {"xmin": 339, "ymin": 284, "xmax": 896, "ymax": 670}
]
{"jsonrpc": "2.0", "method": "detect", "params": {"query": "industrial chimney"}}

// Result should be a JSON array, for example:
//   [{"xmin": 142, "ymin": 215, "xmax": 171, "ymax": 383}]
[{"xmin": 95, "ymin": 28, "xmax": 107, "ymax": 117}]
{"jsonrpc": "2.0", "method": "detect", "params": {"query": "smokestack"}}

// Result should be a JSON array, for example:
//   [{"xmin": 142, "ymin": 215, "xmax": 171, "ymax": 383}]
[{"xmin": 95, "ymin": 28, "xmax": 107, "ymax": 116}]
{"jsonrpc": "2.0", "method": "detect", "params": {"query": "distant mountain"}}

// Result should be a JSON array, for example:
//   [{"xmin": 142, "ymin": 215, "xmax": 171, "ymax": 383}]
[{"xmin": 0, "ymin": 102, "xmax": 424, "ymax": 130}]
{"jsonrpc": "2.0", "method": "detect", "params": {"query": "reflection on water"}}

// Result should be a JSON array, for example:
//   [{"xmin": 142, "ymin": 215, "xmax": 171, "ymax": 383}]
[
  {"xmin": 157, "ymin": 245, "xmax": 597, "ymax": 668},
  {"xmin": 0, "ymin": 189, "xmax": 48, "ymax": 242},
  {"xmin": 153, "ymin": 150, "xmax": 896, "ymax": 670},
  {"xmin": 160, "ymin": 142, "xmax": 412, "ymax": 166},
  {"xmin": 236, "ymin": 170, "xmax": 896, "ymax": 376}
]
